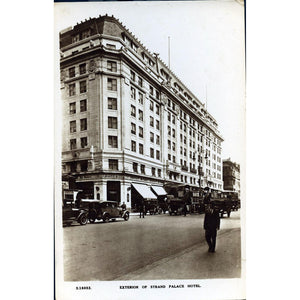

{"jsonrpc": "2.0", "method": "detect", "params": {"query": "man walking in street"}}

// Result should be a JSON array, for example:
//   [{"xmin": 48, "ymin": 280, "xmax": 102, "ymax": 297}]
[
  {"xmin": 204, "ymin": 204, "xmax": 220, "ymax": 253},
  {"xmin": 139, "ymin": 200, "xmax": 145, "ymax": 218}
]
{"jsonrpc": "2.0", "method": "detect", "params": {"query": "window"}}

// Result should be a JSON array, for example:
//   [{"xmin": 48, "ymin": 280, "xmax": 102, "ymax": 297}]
[
  {"xmin": 107, "ymin": 78, "xmax": 117, "ymax": 91},
  {"xmin": 108, "ymin": 97, "xmax": 117, "ymax": 110},
  {"xmin": 151, "ymin": 167, "xmax": 156, "ymax": 176},
  {"xmin": 150, "ymin": 132, "xmax": 154, "ymax": 143},
  {"xmin": 80, "ymin": 137, "xmax": 87, "ymax": 148},
  {"xmin": 173, "ymin": 156, "xmax": 176, "ymax": 163},
  {"xmin": 172, "ymin": 142, "xmax": 176, "ymax": 151},
  {"xmin": 156, "ymin": 120, "xmax": 160, "ymax": 130},
  {"xmin": 79, "ymin": 63, "xmax": 86, "ymax": 75},
  {"xmin": 72, "ymin": 34, "xmax": 80, "ymax": 43},
  {"xmin": 156, "ymin": 150, "xmax": 160, "ymax": 160},
  {"xmin": 168, "ymin": 126, "xmax": 171, "ymax": 136},
  {"xmin": 172, "ymin": 129, "xmax": 176, "ymax": 138},
  {"xmin": 156, "ymin": 90, "xmax": 160, "ymax": 99},
  {"xmin": 150, "ymin": 100, "xmax": 154, "ymax": 111},
  {"xmin": 138, "ymin": 76, "xmax": 143, "ymax": 87},
  {"xmin": 183, "ymin": 124, "xmax": 187, "ymax": 132},
  {"xmin": 138, "ymin": 92, "xmax": 143, "ymax": 104},
  {"xmin": 108, "ymin": 136, "xmax": 118, "ymax": 148},
  {"xmin": 130, "ymin": 70, "xmax": 136, "ymax": 81},
  {"xmin": 131, "ymin": 87, "xmax": 136, "ymax": 100},
  {"xmin": 168, "ymin": 154, "xmax": 171, "ymax": 160},
  {"xmin": 80, "ymin": 118, "xmax": 87, "ymax": 131},
  {"xmin": 69, "ymin": 67, "xmax": 75, "ymax": 78},
  {"xmin": 79, "ymin": 80, "xmax": 87, "ymax": 93},
  {"xmin": 156, "ymin": 135, "xmax": 160, "ymax": 145},
  {"xmin": 69, "ymin": 83, "xmax": 76, "ymax": 96},
  {"xmin": 138, "ymin": 110, "xmax": 143, "ymax": 121},
  {"xmin": 150, "ymin": 86, "xmax": 154, "ymax": 96},
  {"xmin": 150, "ymin": 116, "xmax": 154, "ymax": 127},
  {"xmin": 158, "ymin": 169, "xmax": 161, "ymax": 177},
  {"xmin": 80, "ymin": 99, "xmax": 87, "ymax": 112},
  {"xmin": 107, "ymin": 60, "xmax": 117, "ymax": 72},
  {"xmin": 131, "ymin": 105, "xmax": 136, "ymax": 117},
  {"xmin": 108, "ymin": 117, "xmax": 117, "ymax": 129},
  {"xmin": 168, "ymin": 112, "xmax": 171, "ymax": 122},
  {"xmin": 138, "ymin": 127, "xmax": 143, "ymax": 138},
  {"xmin": 133, "ymin": 162, "xmax": 138, "ymax": 172},
  {"xmin": 131, "ymin": 140, "xmax": 136, "ymax": 152},
  {"xmin": 131, "ymin": 123, "xmax": 136, "ymax": 134},
  {"xmin": 150, "ymin": 148, "xmax": 154, "ymax": 158},
  {"xmin": 141, "ymin": 164, "xmax": 145, "ymax": 174},
  {"xmin": 70, "ymin": 139, "xmax": 76, "ymax": 150},
  {"xmin": 172, "ymin": 115, "xmax": 175, "ymax": 124},
  {"xmin": 156, "ymin": 104, "xmax": 160, "ymax": 115},
  {"xmin": 139, "ymin": 143, "xmax": 144, "ymax": 154},
  {"xmin": 70, "ymin": 121, "xmax": 76, "ymax": 133},
  {"xmin": 69, "ymin": 102, "xmax": 76, "ymax": 114},
  {"xmin": 108, "ymin": 159, "xmax": 118, "ymax": 170},
  {"xmin": 168, "ymin": 140, "xmax": 171, "ymax": 150},
  {"xmin": 81, "ymin": 29, "xmax": 91, "ymax": 39}
]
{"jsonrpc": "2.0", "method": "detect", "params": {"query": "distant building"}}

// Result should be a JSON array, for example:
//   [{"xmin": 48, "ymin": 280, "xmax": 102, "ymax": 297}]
[
  {"xmin": 222, "ymin": 159, "xmax": 240, "ymax": 195},
  {"xmin": 60, "ymin": 15, "xmax": 224, "ymax": 208}
]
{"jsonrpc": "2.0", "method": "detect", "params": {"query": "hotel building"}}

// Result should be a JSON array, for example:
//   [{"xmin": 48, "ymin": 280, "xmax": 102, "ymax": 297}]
[
  {"xmin": 222, "ymin": 159, "xmax": 240, "ymax": 196},
  {"xmin": 60, "ymin": 15, "xmax": 224, "ymax": 208}
]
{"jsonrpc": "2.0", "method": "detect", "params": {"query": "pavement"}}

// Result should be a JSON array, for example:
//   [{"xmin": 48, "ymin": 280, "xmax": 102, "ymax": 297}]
[{"xmin": 115, "ymin": 218, "xmax": 241, "ymax": 280}]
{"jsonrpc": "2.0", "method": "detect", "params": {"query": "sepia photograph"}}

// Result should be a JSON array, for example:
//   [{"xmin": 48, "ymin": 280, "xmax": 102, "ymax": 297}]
[{"xmin": 54, "ymin": 1, "xmax": 246, "ymax": 299}]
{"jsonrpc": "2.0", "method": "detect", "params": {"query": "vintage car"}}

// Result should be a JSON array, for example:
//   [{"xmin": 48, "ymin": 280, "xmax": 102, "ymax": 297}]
[
  {"xmin": 144, "ymin": 199, "xmax": 159, "ymax": 215},
  {"xmin": 167, "ymin": 198, "xmax": 185, "ymax": 215},
  {"xmin": 211, "ymin": 198, "xmax": 233, "ymax": 218},
  {"xmin": 62, "ymin": 202, "xmax": 88, "ymax": 226},
  {"xmin": 81, "ymin": 199, "xmax": 130, "ymax": 223}
]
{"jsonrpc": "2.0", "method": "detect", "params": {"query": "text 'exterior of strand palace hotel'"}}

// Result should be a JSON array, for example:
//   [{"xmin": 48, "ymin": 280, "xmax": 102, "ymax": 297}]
[{"xmin": 60, "ymin": 15, "xmax": 224, "ymax": 208}]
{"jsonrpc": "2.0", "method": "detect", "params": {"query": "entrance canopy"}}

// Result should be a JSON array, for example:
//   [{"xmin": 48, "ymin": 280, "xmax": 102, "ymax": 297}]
[
  {"xmin": 151, "ymin": 185, "xmax": 167, "ymax": 196},
  {"xmin": 132, "ymin": 183, "xmax": 157, "ymax": 199}
]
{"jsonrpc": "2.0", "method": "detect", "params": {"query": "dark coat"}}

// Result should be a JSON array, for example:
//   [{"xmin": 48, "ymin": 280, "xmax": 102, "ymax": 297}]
[
  {"xmin": 203, "ymin": 193, "xmax": 211, "ymax": 204},
  {"xmin": 204, "ymin": 210, "xmax": 220, "ymax": 231}
]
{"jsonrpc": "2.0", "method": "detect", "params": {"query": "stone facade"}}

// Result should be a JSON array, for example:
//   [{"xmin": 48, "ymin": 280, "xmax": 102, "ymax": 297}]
[{"xmin": 60, "ymin": 15, "xmax": 224, "ymax": 208}]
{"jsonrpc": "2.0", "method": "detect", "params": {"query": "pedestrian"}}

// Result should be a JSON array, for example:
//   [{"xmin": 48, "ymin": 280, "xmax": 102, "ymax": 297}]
[
  {"xmin": 182, "ymin": 188, "xmax": 191, "ymax": 216},
  {"xmin": 121, "ymin": 202, "xmax": 126, "ymax": 210},
  {"xmin": 139, "ymin": 200, "xmax": 145, "ymax": 218},
  {"xmin": 75, "ymin": 190, "xmax": 83, "ymax": 208},
  {"xmin": 204, "ymin": 204, "xmax": 220, "ymax": 253}
]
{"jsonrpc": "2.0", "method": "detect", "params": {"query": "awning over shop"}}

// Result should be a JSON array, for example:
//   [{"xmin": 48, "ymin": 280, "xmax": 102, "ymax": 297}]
[
  {"xmin": 131, "ymin": 183, "xmax": 157, "ymax": 199},
  {"xmin": 151, "ymin": 185, "xmax": 167, "ymax": 196}
]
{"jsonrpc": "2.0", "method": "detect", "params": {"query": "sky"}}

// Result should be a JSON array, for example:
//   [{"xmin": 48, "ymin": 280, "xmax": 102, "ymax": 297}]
[{"xmin": 54, "ymin": 0, "xmax": 245, "ymax": 165}]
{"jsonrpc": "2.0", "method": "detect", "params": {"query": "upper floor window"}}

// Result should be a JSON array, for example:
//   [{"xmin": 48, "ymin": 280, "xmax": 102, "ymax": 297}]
[
  {"xmin": 79, "ymin": 63, "xmax": 86, "ymax": 75},
  {"xmin": 156, "ymin": 90, "xmax": 160, "ymax": 100},
  {"xmin": 108, "ymin": 136, "xmax": 118, "ymax": 148},
  {"xmin": 150, "ymin": 100, "xmax": 154, "ymax": 111},
  {"xmin": 80, "ymin": 99, "xmax": 87, "ymax": 112},
  {"xmin": 139, "ymin": 143, "xmax": 144, "ymax": 155},
  {"xmin": 80, "ymin": 137, "xmax": 88, "ymax": 148},
  {"xmin": 138, "ymin": 110, "xmax": 143, "ymax": 121},
  {"xmin": 156, "ymin": 120, "xmax": 160, "ymax": 130},
  {"xmin": 70, "ymin": 121, "xmax": 76, "ymax": 133},
  {"xmin": 108, "ymin": 117, "xmax": 117, "ymax": 129},
  {"xmin": 156, "ymin": 135, "xmax": 160, "ymax": 145},
  {"xmin": 131, "ymin": 140, "xmax": 136, "ymax": 152},
  {"xmin": 130, "ymin": 70, "xmax": 136, "ymax": 81},
  {"xmin": 131, "ymin": 87, "xmax": 136, "ymax": 100},
  {"xmin": 80, "ymin": 118, "xmax": 87, "ymax": 131},
  {"xmin": 156, "ymin": 150, "xmax": 160, "ymax": 160},
  {"xmin": 69, "ymin": 67, "xmax": 75, "ymax": 78},
  {"xmin": 81, "ymin": 29, "xmax": 91, "ymax": 40},
  {"xmin": 150, "ymin": 86, "xmax": 154, "ymax": 96},
  {"xmin": 108, "ymin": 97, "xmax": 117, "ymax": 110},
  {"xmin": 107, "ymin": 61, "xmax": 117, "ymax": 72},
  {"xmin": 138, "ymin": 92, "xmax": 143, "ymax": 105},
  {"xmin": 131, "ymin": 105, "xmax": 136, "ymax": 117},
  {"xmin": 151, "ymin": 167, "xmax": 155, "ymax": 176},
  {"xmin": 150, "ymin": 132, "xmax": 154, "ymax": 143},
  {"xmin": 141, "ymin": 164, "xmax": 145, "ymax": 174},
  {"xmin": 79, "ymin": 80, "xmax": 87, "ymax": 93},
  {"xmin": 156, "ymin": 104, "xmax": 160, "ymax": 115},
  {"xmin": 69, "ymin": 102, "xmax": 76, "ymax": 114},
  {"xmin": 107, "ymin": 78, "xmax": 117, "ymax": 91},
  {"xmin": 150, "ymin": 148, "xmax": 154, "ymax": 158},
  {"xmin": 70, "ymin": 139, "xmax": 76, "ymax": 150},
  {"xmin": 133, "ymin": 162, "xmax": 138, "ymax": 172},
  {"xmin": 138, "ymin": 76, "xmax": 143, "ymax": 87},
  {"xmin": 150, "ymin": 116, "xmax": 154, "ymax": 127},
  {"xmin": 108, "ymin": 159, "xmax": 118, "ymax": 170},
  {"xmin": 158, "ymin": 169, "xmax": 161, "ymax": 177},
  {"xmin": 138, "ymin": 127, "xmax": 144, "ymax": 138},
  {"xmin": 69, "ymin": 83, "xmax": 76, "ymax": 96},
  {"xmin": 131, "ymin": 123, "xmax": 136, "ymax": 135}
]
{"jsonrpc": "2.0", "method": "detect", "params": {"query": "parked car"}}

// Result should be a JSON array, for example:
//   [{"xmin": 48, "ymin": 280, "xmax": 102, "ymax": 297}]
[
  {"xmin": 167, "ymin": 198, "xmax": 185, "ymax": 215},
  {"xmin": 62, "ymin": 202, "xmax": 88, "ymax": 226},
  {"xmin": 81, "ymin": 199, "xmax": 130, "ymax": 223}
]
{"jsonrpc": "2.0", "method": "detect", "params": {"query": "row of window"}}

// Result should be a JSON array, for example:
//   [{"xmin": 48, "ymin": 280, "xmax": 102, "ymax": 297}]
[
  {"xmin": 70, "ymin": 137, "xmax": 88, "ymax": 150},
  {"xmin": 69, "ymin": 63, "xmax": 87, "ymax": 78},
  {"xmin": 69, "ymin": 99, "xmax": 87, "ymax": 114},
  {"xmin": 70, "ymin": 119, "xmax": 87, "ymax": 133},
  {"xmin": 69, "ymin": 80, "xmax": 87, "ymax": 96}
]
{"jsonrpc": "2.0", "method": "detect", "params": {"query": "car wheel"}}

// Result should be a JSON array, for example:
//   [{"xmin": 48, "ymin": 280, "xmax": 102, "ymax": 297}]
[
  {"xmin": 79, "ymin": 214, "xmax": 87, "ymax": 225},
  {"xmin": 103, "ymin": 215, "xmax": 110, "ymax": 223},
  {"xmin": 123, "ymin": 212, "xmax": 129, "ymax": 221},
  {"xmin": 89, "ymin": 210, "xmax": 97, "ymax": 223}
]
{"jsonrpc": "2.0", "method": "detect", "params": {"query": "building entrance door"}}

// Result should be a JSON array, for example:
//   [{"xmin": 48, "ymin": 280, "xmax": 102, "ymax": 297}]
[{"xmin": 107, "ymin": 181, "xmax": 120, "ymax": 203}]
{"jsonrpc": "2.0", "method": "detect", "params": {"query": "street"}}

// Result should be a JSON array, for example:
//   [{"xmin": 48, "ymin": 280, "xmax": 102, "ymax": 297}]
[{"xmin": 63, "ymin": 210, "xmax": 241, "ymax": 281}]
